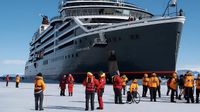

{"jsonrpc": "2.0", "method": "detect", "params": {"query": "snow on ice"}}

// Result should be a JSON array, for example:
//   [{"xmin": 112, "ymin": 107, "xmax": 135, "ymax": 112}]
[{"xmin": 0, "ymin": 82, "xmax": 199, "ymax": 112}]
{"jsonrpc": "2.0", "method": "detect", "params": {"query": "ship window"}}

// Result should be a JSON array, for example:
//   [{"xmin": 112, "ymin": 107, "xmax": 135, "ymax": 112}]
[
  {"xmin": 79, "ymin": 39, "xmax": 82, "ymax": 43},
  {"xmin": 130, "ymin": 34, "xmax": 139, "ymax": 40},
  {"xmin": 58, "ymin": 22, "xmax": 70, "ymax": 32},
  {"xmin": 58, "ymin": 30, "xmax": 74, "ymax": 41},
  {"xmin": 44, "ymin": 42, "xmax": 54, "ymax": 49},
  {"xmin": 65, "ymin": 56, "xmax": 67, "ymax": 59},
  {"xmin": 57, "ymin": 41, "xmax": 74, "ymax": 50},
  {"xmin": 68, "ymin": 55, "xmax": 70, "ymax": 58},
  {"xmin": 72, "ymin": 54, "xmax": 74, "ymax": 58},
  {"xmin": 41, "ymin": 34, "xmax": 54, "ymax": 44},
  {"xmin": 118, "ymin": 37, "xmax": 121, "ymax": 41},
  {"xmin": 76, "ymin": 53, "xmax": 78, "ymax": 57},
  {"xmin": 44, "ymin": 50, "xmax": 54, "ymax": 56}
]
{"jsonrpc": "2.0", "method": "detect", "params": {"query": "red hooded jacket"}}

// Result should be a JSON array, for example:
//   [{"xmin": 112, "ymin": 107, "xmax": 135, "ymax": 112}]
[
  {"xmin": 83, "ymin": 75, "xmax": 99, "ymax": 92},
  {"xmin": 113, "ymin": 75, "xmax": 123, "ymax": 89}
]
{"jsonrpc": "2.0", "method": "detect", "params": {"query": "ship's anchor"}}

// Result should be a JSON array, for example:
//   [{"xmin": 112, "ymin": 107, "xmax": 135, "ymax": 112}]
[{"xmin": 92, "ymin": 32, "xmax": 107, "ymax": 47}]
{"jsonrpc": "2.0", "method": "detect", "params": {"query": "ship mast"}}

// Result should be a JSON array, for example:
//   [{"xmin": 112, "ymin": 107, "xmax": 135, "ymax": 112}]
[{"xmin": 162, "ymin": 0, "xmax": 178, "ymax": 16}]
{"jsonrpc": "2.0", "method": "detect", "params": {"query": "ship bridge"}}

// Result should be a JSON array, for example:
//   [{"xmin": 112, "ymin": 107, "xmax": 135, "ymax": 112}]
[{"xmin": 58, "ymin": 0, "xmax": 153, "ymax": 20}]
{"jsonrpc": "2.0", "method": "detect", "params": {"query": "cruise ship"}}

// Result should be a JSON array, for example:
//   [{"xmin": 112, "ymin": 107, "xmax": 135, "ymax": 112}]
[{"xmin": 25, "ymin": 0, "xmax": 185, "ymax": 81}]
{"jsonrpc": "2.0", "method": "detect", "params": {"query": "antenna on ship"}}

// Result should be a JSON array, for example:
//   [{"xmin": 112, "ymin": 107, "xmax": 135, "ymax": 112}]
[{"xmin": 162, "ymin": 0, "xmax": 178, "ymax": 16}]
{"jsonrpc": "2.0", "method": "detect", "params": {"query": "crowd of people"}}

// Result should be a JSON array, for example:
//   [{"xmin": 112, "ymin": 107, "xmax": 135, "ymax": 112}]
[{"xmin": 4, "ymin": 71, "xmax": 200, "ymax": 111}]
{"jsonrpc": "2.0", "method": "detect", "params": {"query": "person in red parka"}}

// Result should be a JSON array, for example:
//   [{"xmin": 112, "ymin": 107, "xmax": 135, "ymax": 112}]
[
  {"xmin": 59, "ymin": 75, "xmax": 66, "ymax": 96},
  {"xmin": 96, "ymin": 71, "xmax": 106, "ymax": 110},
  {"xmin": 112, "ymin": 71, "xmax": 124, "ymax": 104},
  {"xmin": 67, "ymin": 74, "xmax": 74, "ymax": 96},
  {"xmin": 6, "ymin": 75, "xmax": 10, "ymax": 87},
  {"xmin": 83, "ymin": 72, "xmax": 99, "ymax": 111}
]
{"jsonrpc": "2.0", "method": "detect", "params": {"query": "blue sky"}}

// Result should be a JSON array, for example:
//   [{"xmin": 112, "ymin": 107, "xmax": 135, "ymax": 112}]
[{"xmin": 0, "ymin": 0, "xmax": 199, "ymax": 75}]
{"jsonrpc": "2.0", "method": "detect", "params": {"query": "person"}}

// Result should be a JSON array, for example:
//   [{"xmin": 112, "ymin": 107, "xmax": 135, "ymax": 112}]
[
  {"xmin": 121, "ymin": 74, "xmax": 128, "ymax": 95},
  {"xmin": 130, "ymin": 79, "xmax": 139, "ymax": 98},
  {"xmin": 142, "ymin": 73, "xmax": 149, "ymax": 97},
  {"xmin": 6, "ymin": 75, "xmax": 10, "ymax": 87},
  {"xmin": 15, "ymin": 75, "xmax": 20, "ymax": 88},
  {"xmin": 83, "ymin": 72, "xmax": 99, "ymax": 111},
  {"xmin": 195, "ymin": 74, "xmax": 200, "ymax": 103},
  {"xmin": 166, "ymin": 77, "xmax": 172, "ymax": 96},
  {"xmin": 184, "ymin": 71, "xmax": 194, "ymax": 103},
  {"xmin": 96, "ymin": 71, "xmax": 106, "ymax": 110},
  {"xmin": 67, "ymin": 74, "xmax": 74, "ymax": 96},
  {"xmin": 112, "ymin": 71, "xmax": 124, "ymax": 104},
  {"xmin": 148, "ymin": 72, "xmax": 159, "ymax": 102},
  {"xmin": 59, "ymin": 75, "xmax": 66, "ymax": 96},
  {"xmin": 169, "ymin": 72, "xmax": 177, "ymax": 103},
  {"xmin": 34, "ymin": 73, "xmax": 46, "ymax": 111},
  {"xmin": 157, "ymin": 77, "xmax": 161, "ymax": 98},
  {"xmin": 178, "ymin": 75, "xmax": 184, "ymax": 100}
]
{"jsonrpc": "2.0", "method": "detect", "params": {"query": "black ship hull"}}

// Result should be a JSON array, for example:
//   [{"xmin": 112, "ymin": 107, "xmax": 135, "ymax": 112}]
[{"xmin": 25, "ymin": 18, "xmax": 184, "ymax": 82}]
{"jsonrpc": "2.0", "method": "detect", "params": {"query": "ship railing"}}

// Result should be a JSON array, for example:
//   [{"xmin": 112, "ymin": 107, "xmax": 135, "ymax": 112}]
[
  {"xmin": 88, "ymin": 13, "xmax": 184, "ymax": 33},
  {"xmin": 59, "ymin": 0, "xmax": 127, "ymax": 9}
]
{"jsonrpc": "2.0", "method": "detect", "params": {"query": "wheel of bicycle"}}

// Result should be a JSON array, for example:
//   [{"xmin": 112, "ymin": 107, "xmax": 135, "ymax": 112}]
[{"xmin": 132, "ymin": 92, "xmax": 141, "ymax": 104}]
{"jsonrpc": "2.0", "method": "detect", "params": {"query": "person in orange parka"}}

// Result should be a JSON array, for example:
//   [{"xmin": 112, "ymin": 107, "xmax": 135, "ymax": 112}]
[
  {"xmin": 15, "ymin": 75, "xmax": 21, "ymax": 88},
  {"xmin": 6, "ymin": 75, "xmax": 10, "ymax": 87},
  {"xmin": 67, "ymin": 74, "xmax": 74, "ymax": 96},
  {"xmin": 83, "ymin": 72, "xmax": 99, "ymax": 111},
  {"xmin": 142, "ymin": 73, "xmax": 149, "ymax": 97},
  {"xmin": 169, "ymin": 72, "xmax": 178, "ymax": 103},
  {"xmin": 59, "ymin": 75, "xmax": 66, "ymax": 96},
  {"xmin": 34, "ymin": 73, "xmax": 46, "ymax": 111},
  {"xmin": 112, "ymin": 71, "xmax": 124, "ymax": 104},
  {"xmin": 148, "ymin": 72, "xmax": 159, "ymax": 102},
  {"xmin": 195, "ymin": 74, "xmax": 200, "ymax": 103},
  {"xmin": 121, "ymin": 74, "xmax": 128, "ymax": 95},
  {"xmin": 130, "ymin": 79, "xmax": 139, "ymax": 98},
  {"xmin": 96, "ymin": 71, "xmax": 106, "ymax": 110},
  {"xmin": 184, "ymin": 71, "xmax": 194, "ymax": 103}
]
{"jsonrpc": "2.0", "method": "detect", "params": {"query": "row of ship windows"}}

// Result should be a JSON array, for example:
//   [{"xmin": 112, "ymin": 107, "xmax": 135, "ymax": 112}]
[
  {"xmin": 32, "ymin": 34, "xmax": 140, "ymax": 57},
  {"xmin": 31, "ymin": 20, "xmax": 73, "ymax": 50},
  {"xmin": 43, "ymin": 53, "xmax": 79, "ymax": 65}
]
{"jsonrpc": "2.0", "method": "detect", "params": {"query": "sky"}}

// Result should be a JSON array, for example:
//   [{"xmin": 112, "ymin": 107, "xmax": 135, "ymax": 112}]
[{"xmin": 0, "ymin": 0, "xmax": 199, "ymax": 75}]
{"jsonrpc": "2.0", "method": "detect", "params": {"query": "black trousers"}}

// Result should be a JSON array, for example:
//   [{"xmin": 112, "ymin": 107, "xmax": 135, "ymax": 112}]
[
  {"xmin": 6, "ymin": 81, "xmax": 8, "ymax": 87},
  {"xmin": 157, "ymin": 85, "xmax": 161, "ymax": 97},
  {"xmin": 171, "ymin": 89, "xmax": 176, "ymax": 102},
  {"xmin": 142, "ymin": 85, "xmax": 148, "ymax": 97},
  {"xmin": 113, "ymin": 88, "xmax": 122, "ymax": 103},
  {"xmin": 34, "ymin": 92, "xmax": 44, "ymax": 110},
  {"xmin": 85, "ymin": 91, "xmax": 95, "ymax": 110},
  {"xmin": 196, "ymin": 89, "xmax": 200, "ymax": 103},
  {"xmin": 60, "ymin": 89, "xmax": 65, "ymax": 96},
  {"xmin": 122, "ymin": 85, "xmax": 126, "ymax": 95},
  {"xmin": 150, "ymin": 87, "xmax": 157, "ymax": 101},
  {"xmin": 166, "ymin": 86, "xmax": 171, "ymax": 96},
  {"xmin": 16, "ymin": 82, "xmax": 19, "ymax": 88},
  {"xmin": 185, "ymin": 87, "xmax": 194, "ymax": 103}
]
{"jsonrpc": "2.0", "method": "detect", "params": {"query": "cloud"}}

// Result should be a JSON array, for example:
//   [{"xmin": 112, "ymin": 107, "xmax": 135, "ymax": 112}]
[{"xmin": 1, "ymin": 59, "xmax": 26, "ymax": 65}]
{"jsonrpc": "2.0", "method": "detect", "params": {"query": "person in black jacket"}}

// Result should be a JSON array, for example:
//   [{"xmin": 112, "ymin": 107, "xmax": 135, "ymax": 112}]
[{"xmin": 178, "ymin": 75, "xmax": 184, "ymax": 100}]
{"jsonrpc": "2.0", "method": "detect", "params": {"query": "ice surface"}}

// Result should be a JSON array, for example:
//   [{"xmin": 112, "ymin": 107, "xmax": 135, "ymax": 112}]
[{"xmin": 0, "ymin": 82, "xmax": 199, "ymax": 112}]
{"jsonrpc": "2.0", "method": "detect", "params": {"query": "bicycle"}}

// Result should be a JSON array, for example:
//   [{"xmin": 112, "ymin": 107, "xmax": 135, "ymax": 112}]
[{"xmin": 128, "ymin": 91, "xmax": 141, "ymax": 104}]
